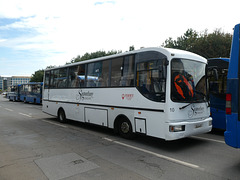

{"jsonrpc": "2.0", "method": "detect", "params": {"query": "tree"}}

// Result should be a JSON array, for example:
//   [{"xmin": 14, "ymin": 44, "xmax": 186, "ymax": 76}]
[
  {"xmin": 162, "ymin": 29, "xmax": 232, "ymax": 58},
  {"xmin": 70, "ymin": 50, "xmax": 122, "ymax": 64},
  {"xmin": 129, "ymin": 45, "xmax": 135, "ymax": 51},
  {"xmin": 30, "ymin": 66, "xmax": 55, "ymax": 82},
  {"xmin": 30, "ymin": 69, "xmax": 44, "ymax": 82},
  {"xmin": 163, "ymin": 29, "xmax": 199, "ymax": 51},
  {"xmin": 196, "ymin": 29, "xmax": 232, "ymax": 58}
]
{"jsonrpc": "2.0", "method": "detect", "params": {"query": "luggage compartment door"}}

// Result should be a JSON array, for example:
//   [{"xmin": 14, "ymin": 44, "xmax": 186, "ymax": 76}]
[{"xmin": 85, "ymin": 108, "xmax": 108, "ymax": 127}]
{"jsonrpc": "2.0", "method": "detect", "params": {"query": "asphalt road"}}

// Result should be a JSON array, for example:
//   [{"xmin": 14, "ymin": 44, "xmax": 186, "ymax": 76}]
[{"xmin": 0, "ymin": 95, "xmax": 239, "ymax": 180}]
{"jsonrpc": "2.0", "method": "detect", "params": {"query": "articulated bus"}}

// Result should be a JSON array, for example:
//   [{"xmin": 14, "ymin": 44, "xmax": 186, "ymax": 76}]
[
  {"xmin": 42, "ymin": 47, "xmax": 212, "ymax": 140},
  {"xmin": 20, "ymin": 82, "xmax": 43, "ymax": 104},
  {"xmin": 225, "ymin": 23, "xmax": 240, "ymax": 148},
  {"xmin": 208, "ymin": 58, "xmax": 229, "ymax": 130}
]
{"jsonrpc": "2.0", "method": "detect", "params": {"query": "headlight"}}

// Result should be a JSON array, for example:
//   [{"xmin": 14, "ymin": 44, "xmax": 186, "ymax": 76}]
[
  {"xmin": 209, "ymin": 120, "xmax": 212, "ymax": 126},
  {"xmin": 169, "ymin": 125, "xmax": 185, "ymax": 132}
]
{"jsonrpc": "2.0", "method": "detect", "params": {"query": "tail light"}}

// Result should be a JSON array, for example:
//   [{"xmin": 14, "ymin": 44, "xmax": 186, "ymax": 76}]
[{"xmin": 226, "ymin": 94, "xmax": 232, "ymax": 114}]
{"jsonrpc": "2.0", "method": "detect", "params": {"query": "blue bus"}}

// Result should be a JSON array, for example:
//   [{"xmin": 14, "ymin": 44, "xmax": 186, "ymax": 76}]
[
  {"xmin": 208, "ymin": 58, "xmax": 229, "ymax": 130},
  {"xmin": 20, "ymin": 82, "xmax": 43, "ymax": 104},
  {"xmin": 7, "ymin": 84, "xmax": 21, "ymax": 101},
  {"xmin": 224, "ymin": 23, "xmax": 240, "ymax": 148}
]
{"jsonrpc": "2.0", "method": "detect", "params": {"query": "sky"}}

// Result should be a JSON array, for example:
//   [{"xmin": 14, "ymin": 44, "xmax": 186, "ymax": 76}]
[{"xmin": 0, "ymin": 0, "xmax": 239, "ymax": 76}]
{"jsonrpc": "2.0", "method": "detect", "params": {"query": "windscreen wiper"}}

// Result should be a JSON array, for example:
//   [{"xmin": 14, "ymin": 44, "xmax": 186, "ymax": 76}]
[
  {"xmin": 179, "ymin": 103, "xmax": 192, "ymax": 110},
  {"xmin": 179, "ymin": 90, "xmax": 210, "ymax": 110},
  {"xmin": 193, "ymin": 90, "xmax": 210, "ymax": 107}
]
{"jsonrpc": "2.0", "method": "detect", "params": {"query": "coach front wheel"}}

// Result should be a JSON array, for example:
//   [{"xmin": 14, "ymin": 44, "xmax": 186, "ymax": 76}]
[
  {"xmin": 58, "ymin": 108, "xmax": 67, "ymax": 123},
  {"xmin": 118, "ymin": 118, "xmax": 134, "ymax": 139}
]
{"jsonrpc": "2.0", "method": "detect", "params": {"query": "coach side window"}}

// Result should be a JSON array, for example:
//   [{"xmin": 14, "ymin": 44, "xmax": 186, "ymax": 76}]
[
  {"xmin": 77, "ymin": 65, "xmax": 86, "ymax": 87},
  {"xmin": 137, "ymin": 59, "xmax": 166, "ymax": 102},
  {"xmin": 87, "ymin": 62, "xmax": 101, "ymax": 87},
  {"xmin": 111, "ymin": 57, "xmax": 123, "ymax": 86},
  {"xmin": 52, "ymin": 69, "xmax": 59, "ymax": 88},
  {"xmin": 49, "ymin": 70, "xmax": 54, "ymax": 88},
  {"xmin": 99, "ymin": 60, "xmax": 110, "ymax": 87},
  {"xmin": 57, "ymin": 68, "xmax": 67, "ymax": 88},
  {"xmin": 68, "ymin": 65, "xmax": 83, "ymax": 88},
  {"xmin": 44, "ymin": 71, "xmax": 50, "ymax": 89},
  {"xmin": 50, "ymin": 70, "xmax": 58, "ymax": 88},
  {"xmin": 68, "ymin": 65, "xmax": 86, "ymax": 88},
  {"xmin": 50, "ymin": 68, "xmax": 67, "ymax": 88},
  {"xmin": 121, "ymin": 56, "xmax": 135, "ymax": 86},
  {"xmin": 110, "ymin": 56, "xmax": 135, "ymax": 87},
  {"xmin": 68, "ymin": 66, "xmax": 77, "ymax": 87},
  {"xmin": 86, "ymin": 60, "xmax": 110, "ymax": 87}
]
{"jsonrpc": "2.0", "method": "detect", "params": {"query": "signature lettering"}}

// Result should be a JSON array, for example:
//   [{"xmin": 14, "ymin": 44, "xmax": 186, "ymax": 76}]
[
  {"xmin": 77, "ymin": 90, "xmax": 94, "ymax": 101},
  {"xmin": 188, "ymin": 104, "xmax": 204, "ymax": 118}
]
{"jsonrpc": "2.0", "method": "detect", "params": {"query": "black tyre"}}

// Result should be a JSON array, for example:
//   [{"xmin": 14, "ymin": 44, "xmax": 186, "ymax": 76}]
[
  {"xmin": 58, "ymin": 109, "xmax": 67, "ymax": 123},
  {"xmin": 118, "ymin": 118, "xmax": 134, "ymax": 139}
]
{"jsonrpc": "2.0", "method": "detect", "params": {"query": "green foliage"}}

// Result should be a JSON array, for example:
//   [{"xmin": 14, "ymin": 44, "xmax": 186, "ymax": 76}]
[
  {"xmin": 30, "ymin": 65, "xmax": 56, "ymax": 82},
  {"xmin": 162, "ymin": 29, "xmax": 232, "ymax": 58},
  {"xmin": 70, "ymin": 50, "xmax": 122, "ymax": 64},
  {"xmin": 30, "ymin": 69, "xmax": 44, "ymax": 82},
  {"xmin": 163, "ymin": 29, "xmax": 199, "ymax": 51},
  {"xmin": 129, "ymin": 45, "xmax": 135, "ymax": 51}
]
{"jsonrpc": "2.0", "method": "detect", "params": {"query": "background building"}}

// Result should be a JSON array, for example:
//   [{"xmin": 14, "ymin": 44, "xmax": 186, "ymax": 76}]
[{"xmin": 0, "ymin": 76, "xmax": 31, "ymax": 91}]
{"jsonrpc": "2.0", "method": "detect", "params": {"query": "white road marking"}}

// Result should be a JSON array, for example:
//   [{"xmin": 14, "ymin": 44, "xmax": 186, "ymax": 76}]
[
  {"xmin": 103, "ymin": 137, "xmax": 204, "ymax": 171},
  {"xmin": 42, "ymin": 120, "xmax": 67, "ymax": 128},
  {"xmin": 4, "ymin": 108, "xmax": 13, "ymax": 112},
  {"xmin": 191, "ymin": 136, "xmax": 225, "ymax": 144},
  {"xmin": 19, "ymin": 112, "xmax": 32, "ymax": 118}
]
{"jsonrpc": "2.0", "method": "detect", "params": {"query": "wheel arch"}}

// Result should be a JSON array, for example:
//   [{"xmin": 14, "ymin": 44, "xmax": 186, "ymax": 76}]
[
  {"xmin": 114, "ymin": 114, "xmax": 134, "ymax": 134},
  {"xmin": 57, "ymin": 107, "xmax": 65, "ymax": 116},
  {"xmin": 57, "ymin": 107, "xmax": 67, "ymax": 123}
]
